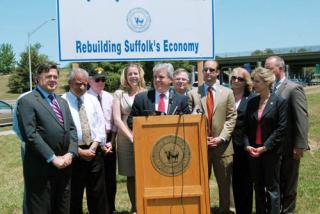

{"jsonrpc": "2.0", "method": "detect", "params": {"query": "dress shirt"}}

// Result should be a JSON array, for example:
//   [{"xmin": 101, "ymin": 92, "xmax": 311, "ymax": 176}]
[
  {"xmin": 62, "ymin": 91, "xmax": 106, "ymax": 146},
  {"xmin": 204, "ymin": 82, "xmax": 226, "ymax": 142},
  {"xmin": 36, "ymin": 86, "xmax": 61, "ymax": 162},
  {"xmin": 88, "ymin": 88, "xmax": 117, "ymax": 133},
  {"xmin": 204, "ymin": 83, "xmax": 217, "ymax": 100},
  {"xmin": 36, "ymin": 85, "xmax": 60, "ymax": 107},
  {"xmin": 155, "ymin": 90, "xmax": 170, "ymax": 113},
  {"xmin": 235, "ymin": 99, "xmax": 241, "ymax": 109},
  {"xmin": 274, "ymin": 77, "xmax": 286, "ymax": 92}
]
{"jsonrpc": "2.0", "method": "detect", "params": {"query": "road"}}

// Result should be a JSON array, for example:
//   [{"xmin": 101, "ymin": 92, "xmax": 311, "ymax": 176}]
[{"xmin": 0, "ymin": 130, "xmax": 15, "ymax": 136}]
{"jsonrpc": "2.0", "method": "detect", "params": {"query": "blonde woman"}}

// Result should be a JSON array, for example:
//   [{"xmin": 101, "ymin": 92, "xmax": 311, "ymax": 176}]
[
  {"xmin": 244, "ymin": 67, "xmax": 287, "ymax": 214},
  {"xmin": 112, "ymin": 64, "xmax": 145, "ymax": 213}
]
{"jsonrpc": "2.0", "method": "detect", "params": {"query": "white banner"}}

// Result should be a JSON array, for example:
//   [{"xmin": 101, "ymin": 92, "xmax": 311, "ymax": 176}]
[{"xmin": 57, "ymin": 0, "xmax": 214, "ymax": 62}]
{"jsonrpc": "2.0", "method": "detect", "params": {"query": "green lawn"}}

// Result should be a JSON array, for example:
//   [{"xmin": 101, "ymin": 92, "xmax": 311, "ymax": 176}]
[
  {"xmin": 0, "ymin": 70, "xmax": 70, "ymax": 100},
  {"xmin": 0, "ymin": 86, "xmax": 319, "ymax": 213}
]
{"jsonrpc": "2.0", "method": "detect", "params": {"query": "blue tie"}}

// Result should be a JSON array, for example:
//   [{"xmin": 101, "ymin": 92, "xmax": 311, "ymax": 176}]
[{"xmin": 274, "ymin": 80, "xmax": 281, "ymax": 93}]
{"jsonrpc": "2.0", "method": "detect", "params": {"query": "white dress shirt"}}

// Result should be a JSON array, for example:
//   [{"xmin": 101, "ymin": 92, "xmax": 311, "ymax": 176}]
[
  {"xmin": 155, "ymin": 90, "xmax": 170, "ymax": 113},
  {"xmin": 275, "ymin": 76, "xmax": 286, "ymax": 92},
  {"xmin": 62, "ymin": 91, "xmax": 106, "ymax": 146},
  {"xmin": 87, "ymin": 88, "xmax": 117, "ymax": 133},
  {"xmin": 204, "ymin": 83, "xmax": 217, "ymax": 100}
]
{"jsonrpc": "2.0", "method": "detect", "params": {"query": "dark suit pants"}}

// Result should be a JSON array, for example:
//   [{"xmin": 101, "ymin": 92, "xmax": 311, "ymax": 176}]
[
  {"xmin": 104, "ymin": 149, "xmax": 117, "ymax": 213},
  {"xmin": 70, "ymin": 149, "xmax": 109, "ymax": 214},
  {"xmin": 24, "ymin": 171, "xmax": 71, "ymax": 214},
  {"xmin": 250, "ymin": 152, "xmax": 281, "ymax": 214},
  {"xmin": 280, "ymin": 154, "xmax": 300, "ymax": 214},
  {"xmin": 233, "ymin": 145, "xmax": 253, "ymax": 214}
]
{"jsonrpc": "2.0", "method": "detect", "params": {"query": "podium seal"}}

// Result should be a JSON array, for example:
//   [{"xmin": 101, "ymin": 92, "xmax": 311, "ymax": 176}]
[{"xmin": 151, "ymin": 135, "xmax": 191, "ymax": 177}]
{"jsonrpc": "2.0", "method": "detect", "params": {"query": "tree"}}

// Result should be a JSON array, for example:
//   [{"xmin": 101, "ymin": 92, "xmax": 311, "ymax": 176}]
[
  {"xmin": 251, "ymin": 48, "xmax": 274, "ymax": 56},
  {"xmin": 297, "ymin": 48, "xmax": 307, "ymax": 53},
  {"xmin": 71, "ymin": 60, "xmax": 197, "ymax": 91},
  {"xmin": 105, "ymin": 72, "xmax": 121, "ymax": 92},
  {"xmin": 8, "ymin": 43, "xmax": 54, "ymax": 93},
  {"xmin": 251, "ymin": 49, "xmax": 264, "ymax": 56},
  {"xmin": 264, "ymin": 48, "xmax": 274, "ymax": 55},
  {"xmin": 0, "ymin": 43, "xmax": 16, "ymax": 75}
]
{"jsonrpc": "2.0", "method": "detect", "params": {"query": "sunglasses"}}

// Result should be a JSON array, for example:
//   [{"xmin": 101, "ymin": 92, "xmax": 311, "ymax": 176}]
[
  {"xmin": 203, "ymin": 67, "xmax": 217, "ymax": 73},
  {"xmin": 231, "ymin": 76, "xmax": 245, "ymax": 82},
  {"xmin": 95, "ymin": 77, "xmax": 106, "ymax": 83}
]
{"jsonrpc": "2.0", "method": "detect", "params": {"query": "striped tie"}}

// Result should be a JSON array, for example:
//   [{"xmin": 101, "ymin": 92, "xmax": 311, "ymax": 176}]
[{"xmin": 48, "ymin": 94, "xmax": 64, "ymax": 125}]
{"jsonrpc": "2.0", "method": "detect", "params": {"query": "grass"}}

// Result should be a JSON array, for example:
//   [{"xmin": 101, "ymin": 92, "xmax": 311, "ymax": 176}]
[
  {"xmin": 0, "ymin": 85, "xmax": 319, "ymax": 213},
  {"xmin": 0, "ymin": 75, "xmax": 21, "ymax": 100},
  {"xmin": 0, "ymin": 135, "xmax": 24, "ymax": 214},
  {"xmin": 0, "ymin": 69, "xmax": 70, "ymax": 101}
]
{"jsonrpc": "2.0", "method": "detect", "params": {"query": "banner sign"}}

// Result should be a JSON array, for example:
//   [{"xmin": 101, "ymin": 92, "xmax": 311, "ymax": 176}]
[{"xmin": 57, "ymin": 0, "xmax": 214, "ymax": 62}]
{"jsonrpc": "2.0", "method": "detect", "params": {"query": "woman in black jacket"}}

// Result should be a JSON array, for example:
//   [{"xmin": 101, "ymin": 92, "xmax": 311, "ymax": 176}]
[
  {"xmin": 244, "ymin": 67, "xmax": 287, "ymax": 214},
  {"xmin": 230, "ymin": 67, "xmax": 254, "ymax": 214}
]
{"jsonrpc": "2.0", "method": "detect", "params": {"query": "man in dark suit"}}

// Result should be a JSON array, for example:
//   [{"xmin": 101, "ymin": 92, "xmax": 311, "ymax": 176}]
[
  {"xmin": 265, "ymin": 56, "xmax": 309, "ymax": 214},
  {"xmin": 128, "ymin": 62, "xmax": 190, "ymax": 129},
  {"xmin": 16, "ymin": 64, "xmax": 78, "ymax": 214},
  {"xmin": 188, "ymin": 60, "xmax": 237, "ymax": 213}
]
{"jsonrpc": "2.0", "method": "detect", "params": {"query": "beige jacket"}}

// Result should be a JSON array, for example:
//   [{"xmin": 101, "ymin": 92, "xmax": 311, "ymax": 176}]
[{"xmin": 188, "ymin": 84, "xmax": 237, "ymax": 157}]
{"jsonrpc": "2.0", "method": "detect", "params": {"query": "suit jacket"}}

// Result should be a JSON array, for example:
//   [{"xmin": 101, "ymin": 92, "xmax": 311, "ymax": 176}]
[
  {"xmin": 127, "ymin": 88, "xmax": 190, "ymax": 129},
  {"xmin": 188, "ymin": 84, "xmax": 237, "ymax": 157},
  {"xmin": 275, "ymin": 79, "xmax": 309, "ymax": 155},
  {"xmin": 243, "ymin": 93, "xmax": 287, "ymax": 154},
  {"xmin": 17, "ymin": 88, "xmax": 78, "ymax": 177},
  {"xmin": 232, "ymin": 92, "xmax": 254, "ymax": 147}
]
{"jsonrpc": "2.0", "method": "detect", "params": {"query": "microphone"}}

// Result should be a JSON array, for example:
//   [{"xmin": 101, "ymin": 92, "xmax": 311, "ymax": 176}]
[
  {"xmin": 196, "ymin": 108, "xmax": 204, "ymax": 114},
  {"xmin": 172, "ymin": 106, "xmax": 179, "ymax": 115},
  {"xmin": 155, "ymin": 111, "xmax": 166, "ymax": 116},
  {"xmin": 168, "ymin": 88, "xmax": 174, "ymax": 105},
  {"xmin": 172, "ymin": 106, "xmax": 186, "ymax": 116},
  {"xmin": 143, "ymin": 109, "xmax": 156, "ymax": 116},
  {"xmin": 143, "ymin": 110, "xmax": 166, "ymax": 116},
  {"xmin": 167, "ymin": 88, "xmax": 175, "ymax": 115}
]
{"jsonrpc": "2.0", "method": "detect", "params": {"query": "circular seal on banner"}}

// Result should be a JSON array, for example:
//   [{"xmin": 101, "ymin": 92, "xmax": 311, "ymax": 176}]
[
  {"xmin": 127, "ymin": 7, "xmax": 151, "ymax": 33},
  {"xmin": 151, "ymin": 135, "xmax": 191, "ymax": 177}
]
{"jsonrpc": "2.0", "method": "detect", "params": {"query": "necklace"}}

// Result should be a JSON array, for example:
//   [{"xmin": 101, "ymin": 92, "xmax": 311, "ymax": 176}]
[{"xmin": 259, "ymin": 95, "xmax": 270, "ymax": 105}]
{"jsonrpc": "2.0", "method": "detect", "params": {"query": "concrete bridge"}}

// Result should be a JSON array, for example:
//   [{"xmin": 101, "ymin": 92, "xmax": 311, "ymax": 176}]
[{"xmin": 215, "ymin": 49, "xmax": 320, "ymax": 82}]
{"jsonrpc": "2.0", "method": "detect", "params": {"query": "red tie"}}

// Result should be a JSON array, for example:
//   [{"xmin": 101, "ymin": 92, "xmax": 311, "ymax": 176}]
[
  {"xmin": 206, "ymin": 87, "xmax": 214, "ymax": 136},
  {"xmin": 158, "ymin": 93, "xmax": 165, "ymax": 113}
]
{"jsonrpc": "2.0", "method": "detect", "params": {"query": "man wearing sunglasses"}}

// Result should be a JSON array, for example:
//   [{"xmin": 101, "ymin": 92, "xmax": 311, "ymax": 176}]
[
  {"xmin": 88, "ymin": 67, "xmax": 117, "ymax": 214},
  {"xmin": 188, "ymin": 60, "xmax": 237, "ymax": 213}
]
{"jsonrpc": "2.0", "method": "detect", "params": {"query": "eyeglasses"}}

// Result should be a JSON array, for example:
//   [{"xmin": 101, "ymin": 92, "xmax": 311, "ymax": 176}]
[
  {"xmin": 95, "ymin": 77, "xmax": 106, "ymax": 83},
  {"xmin": 203, "ymin": 67, "xmax": 217, "ymax": 73},
  {"xmin": 231, "ymin": 76, "xmax": 245, "ymax": 82}
]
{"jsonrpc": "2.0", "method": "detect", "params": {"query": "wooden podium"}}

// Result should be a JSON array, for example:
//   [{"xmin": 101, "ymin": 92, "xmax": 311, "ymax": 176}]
[{"xmin": 133, "ymin": 114, "xmax": 210, "ymax": 214}]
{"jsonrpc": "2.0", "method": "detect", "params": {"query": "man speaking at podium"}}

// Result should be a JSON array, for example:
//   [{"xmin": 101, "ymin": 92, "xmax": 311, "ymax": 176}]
[{"xmin": 128, "ymin": 62, "xmax": 190, "ymax": 129}]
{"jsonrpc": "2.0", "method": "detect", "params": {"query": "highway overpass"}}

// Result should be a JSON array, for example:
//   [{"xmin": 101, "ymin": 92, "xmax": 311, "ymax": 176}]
[{"xmin": 216, "ymin": 50, "xmax": 320, "ymax": 80}]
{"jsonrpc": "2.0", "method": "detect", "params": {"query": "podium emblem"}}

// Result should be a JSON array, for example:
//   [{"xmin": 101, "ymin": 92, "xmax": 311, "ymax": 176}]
[{"xmin": 151, "ymin": 135, "xmax": 191, "ymax": 176}]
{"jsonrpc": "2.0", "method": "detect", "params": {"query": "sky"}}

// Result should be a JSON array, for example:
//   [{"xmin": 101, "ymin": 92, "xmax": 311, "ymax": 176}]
[{"xmin": 1, "ymin": 0, "xmax": 320, "ymax": 67}]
